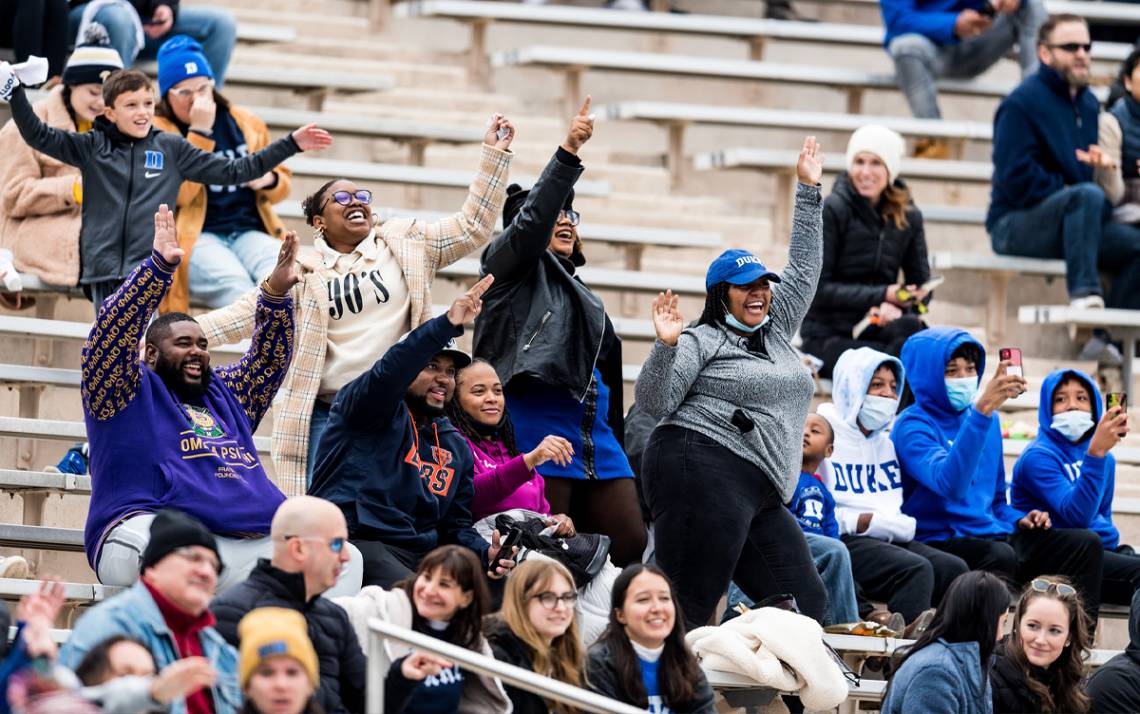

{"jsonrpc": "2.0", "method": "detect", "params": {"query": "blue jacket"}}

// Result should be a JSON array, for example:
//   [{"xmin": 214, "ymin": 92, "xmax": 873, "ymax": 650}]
[
  {"xmin": 1011, "ymin": 369, "xmax": 1119, "ymax": 549},
  {"xmin": 892, "ymin": 327, "xmax": 1025, "ymax": 541},
  {"xmin": 58, "ymin": 581, "xmax": 241, "ymax": 714},
  {"xmin": 882, "ymin": 639, "xmax": 993, "ymax": 714},
  {"xmin": 309, "ymin": 314, "xmax": 488, "ymax": 564},
  {"xmin": 881, "ymin": 0, "xmax": 989, "ymax": 47},
  {"xmin": 987, "ymin": 65, "xmax": 1103, "ymax": 231},
  {"xmin": 788, "ymin": 471, "xmax": 840, "ymax": 538}
]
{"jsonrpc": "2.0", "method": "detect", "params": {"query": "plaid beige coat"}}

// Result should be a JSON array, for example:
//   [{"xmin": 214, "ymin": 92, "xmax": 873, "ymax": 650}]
[{"xmin": 197, "ymin": 144, "xmax": 512, "ymax": 496}]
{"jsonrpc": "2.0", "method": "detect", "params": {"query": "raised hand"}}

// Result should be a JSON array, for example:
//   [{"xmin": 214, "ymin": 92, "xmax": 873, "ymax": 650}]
[
  {"xmin": 974, "ymin": 361, "xmax": 1028, "ymax": 416},
  {"xmin": 447, "ymin": 274, "xmax": 494, "ymax": 326},
  {"xmin": 189, "ymin": 91, "xmax": 217, "ymax": 132},
  {"xmin": 401, "ymin": 651, "xmax": 453, "ymax": 681},
  {"xmin": 153, "ymin": 204, "xmax": 184, "ymax": 264},
  {"xmin": 796, "ymin": 135, "xmax": 824, "ymax": 186},
  {"xmin": 291, "ymin": 123, "xmax": 334, "ymax": 152},
  {"xmin": 484, "ymin": 113, "xmax": 515, "ymax": 151},
  {"xmin": 524, "ymin": 435, "xmax": 574, "ymax": 470},
  {"xmin": 150, "ymin": 657, "xmax": 217, "ymax": 704},
  {"xmin": 651, "ymin": 289, "xmax": 684, "ymax": 347},
  {"xmin": 266, "ymin": 230, "xmax": 301, "ymax": 295},
  {"xmin": 562, "ymin": 95, "xmax": 595, "ymax": 155},
  {"xmin": 1088, "ymin": 404, "xmax": 1129, "ymax": 457},
  {"xmin": 485, "ymin": 528, "xmax": 518, "ymax": 579}
]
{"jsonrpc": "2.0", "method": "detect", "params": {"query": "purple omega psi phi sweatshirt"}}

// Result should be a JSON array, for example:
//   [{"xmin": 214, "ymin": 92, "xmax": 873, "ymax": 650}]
[{"xmin": 81, "ymin": 251, "xmax": 294, "ymax": 568}]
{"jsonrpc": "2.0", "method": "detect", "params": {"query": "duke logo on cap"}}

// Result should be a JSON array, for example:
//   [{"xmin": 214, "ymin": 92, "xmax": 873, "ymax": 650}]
[{"xmin": 705, "ymin": 249, "xmax": 782, "ymax": 290}]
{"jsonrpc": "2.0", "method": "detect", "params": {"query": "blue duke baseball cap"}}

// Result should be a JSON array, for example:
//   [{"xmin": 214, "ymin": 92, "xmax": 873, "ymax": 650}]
[{"xmin": 705, "ymin": 249, "xmax": 782, "ymax": 290}]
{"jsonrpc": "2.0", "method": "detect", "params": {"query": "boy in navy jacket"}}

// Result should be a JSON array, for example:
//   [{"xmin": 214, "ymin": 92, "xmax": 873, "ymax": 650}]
[
  {"xmin": 1012, "ymin": 369, "xmax": 1140, "ymax": 605},
  {"xmin": 309, "ymin": 275, "xmax": 516, "ymax": 588},
  {"xmin": 892, "ymin": 326, "xmax": 1105, "ymax": 622}
]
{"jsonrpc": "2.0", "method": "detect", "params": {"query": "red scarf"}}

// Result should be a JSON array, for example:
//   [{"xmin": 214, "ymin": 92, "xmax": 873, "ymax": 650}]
[{"xmin": 142, "ymin": 579, "xmax": 217, "ymax": 714}]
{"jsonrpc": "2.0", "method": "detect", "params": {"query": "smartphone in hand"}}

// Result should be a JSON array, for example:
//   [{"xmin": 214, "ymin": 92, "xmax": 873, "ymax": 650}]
[
  {"xmin": 1107, "ymin": 392, "xmax": 1128, "ymax": 412},
  {"xmin": 999, "ymin": 347, "xmax": 1023, "ymax": 378}
]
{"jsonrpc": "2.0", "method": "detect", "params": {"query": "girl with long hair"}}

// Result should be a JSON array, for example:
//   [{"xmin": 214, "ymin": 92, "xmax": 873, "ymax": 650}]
[
  {"xmin": 486, "ymin": 559, "xmax": 585, "ymax": 713},
  {"xmin": 334, "ymin": 545, "xmax": 511, "ymax": 713},
  {"xmin": 587, "ymin": 564, "xmax": 714, "ymax": 713},
  {"xmin": 447, "ymin": 358, "xmax": 575, "ymax": 529},
  {"xmin": 991, "ymin": 576, "xmax": 1092, "ymax": 714},
  {"xmin": 882, "ymin": 570, "xmax": 1013, "ymax": 714}
]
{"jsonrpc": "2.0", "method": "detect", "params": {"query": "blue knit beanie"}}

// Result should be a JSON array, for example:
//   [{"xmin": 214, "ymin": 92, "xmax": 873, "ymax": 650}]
[{"xmin": 156, "ymin": 35, "xmax": 214, "ymax": 97}]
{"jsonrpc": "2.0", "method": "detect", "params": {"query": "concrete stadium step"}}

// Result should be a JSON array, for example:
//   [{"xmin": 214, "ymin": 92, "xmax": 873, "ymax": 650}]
[
  {"xmin": 0, "ymin": 525, "xmax": 84, "ymax": 553},
  {"xmin": 0, "ymin": 416, "xmax": 272, "ymax": 457}
]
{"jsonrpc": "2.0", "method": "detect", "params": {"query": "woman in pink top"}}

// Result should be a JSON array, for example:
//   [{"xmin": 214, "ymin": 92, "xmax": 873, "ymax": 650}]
[{"xmin": 448, "ymin": 359, "xmax": 576, "ymax": 533}]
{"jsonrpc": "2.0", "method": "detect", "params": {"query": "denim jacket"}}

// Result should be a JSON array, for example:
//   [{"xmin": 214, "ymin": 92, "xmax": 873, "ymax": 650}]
[{"xmin": 59, "ymin": 581, "xmax": 241, "ymax": 714}]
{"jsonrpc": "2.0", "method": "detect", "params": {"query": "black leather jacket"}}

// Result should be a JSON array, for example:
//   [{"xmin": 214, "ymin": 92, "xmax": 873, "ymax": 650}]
[{"xmin": 473, "ymin": 148, "xmax": 625, "ymax": 440}]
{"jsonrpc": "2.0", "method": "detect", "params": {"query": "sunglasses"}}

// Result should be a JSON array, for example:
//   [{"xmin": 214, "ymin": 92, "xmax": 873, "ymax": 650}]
[
  {"xmin": 1048, "ymin": 42, "xmax": 1092, "ymax": 54},
  {"xmin": 284, "ymin": 535, "xmax": 346, "ymax": 554},
  {"xmin": 532, "ymin": 591, "xmax": 579, "ymax": 610},
  {"xmin": 1030, "ymin": 578, "xmax": 1077, "ymax": 597},
  {"xmin": 320, "ymin": 189, "xmax": 373, "ymax": 213},
  {"xmin": 558, "ymin": 209, "xmax": 580, "ymax": 227}
]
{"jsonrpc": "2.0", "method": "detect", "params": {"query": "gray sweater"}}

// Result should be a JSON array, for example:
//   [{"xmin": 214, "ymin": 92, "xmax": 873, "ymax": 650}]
[{"xmin": 635, "ymin": 181, "xmax": 823, "ymax": 502}]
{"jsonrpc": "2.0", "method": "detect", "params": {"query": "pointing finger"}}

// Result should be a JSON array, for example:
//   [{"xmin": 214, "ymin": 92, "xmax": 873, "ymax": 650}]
[
  {"xmin": 578, "ymin": 95, "xmax": 592, "ymax": 117},
  {"xmin": 467, "ymin": 273, "xmax": 495, "ymax": 299}
]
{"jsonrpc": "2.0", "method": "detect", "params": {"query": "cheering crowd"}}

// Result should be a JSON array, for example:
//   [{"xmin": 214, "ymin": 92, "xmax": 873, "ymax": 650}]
[{"xmin": 1, "ymin": 5, "xmax": 1140, "ymax": 713}]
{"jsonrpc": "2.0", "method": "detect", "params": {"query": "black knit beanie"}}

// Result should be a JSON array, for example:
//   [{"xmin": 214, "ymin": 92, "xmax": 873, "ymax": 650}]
[
  {"xmin": 501, "ymin": 184, "xmax": 575, "ymax": 226},
  {"xmin": 140, "ymin": 509, "xmax": 222, "ymax": 574}
]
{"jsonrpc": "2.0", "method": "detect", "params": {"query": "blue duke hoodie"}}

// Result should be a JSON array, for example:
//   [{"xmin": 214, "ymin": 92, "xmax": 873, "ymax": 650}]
[
  {"xmin": 308, "ymin": 315, "xmax": 488, "ymax": 564},
  {"xmin": 881, "ymin": 0, "xmax": 991, "ymax": 47},
  {"xmin": 1011, "ymin": 370, "xmax": 1119, "ymax": 549},
  {"xmin": 788, "ymin": 472, "xmax": 840, "ymax": 538},
  {"xmin": 892, "ymin": 327, "xmax": 1025, "ymax": 541}
]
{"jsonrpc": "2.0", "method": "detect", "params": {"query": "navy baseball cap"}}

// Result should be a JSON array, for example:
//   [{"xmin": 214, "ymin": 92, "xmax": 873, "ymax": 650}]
[{"xmin": 705, "ymin": 249, "xmax": 782, "ymax": 290}]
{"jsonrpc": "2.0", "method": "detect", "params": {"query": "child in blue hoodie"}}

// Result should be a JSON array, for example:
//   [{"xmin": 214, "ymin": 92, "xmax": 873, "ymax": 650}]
[
  {"xmin": 892, "ymin": 326, "xmax": 1105, "ymax": 622},
  {"xmin": 1012, "ymin": 369, "xmax": 1140, "ymax": 606}
]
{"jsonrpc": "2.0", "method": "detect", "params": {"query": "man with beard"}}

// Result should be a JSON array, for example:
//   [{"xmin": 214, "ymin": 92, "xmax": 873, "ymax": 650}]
[
  {"xmin": 988, "ymin": 14, "xmax": 1140, "ymax": 320},
  {"xmin": 309, "ymin": 274, "xmax": 517, "ymax": 587},
  {"xmin": 83, "ymin": 203, "xmax": 299, "ymax": 590}
]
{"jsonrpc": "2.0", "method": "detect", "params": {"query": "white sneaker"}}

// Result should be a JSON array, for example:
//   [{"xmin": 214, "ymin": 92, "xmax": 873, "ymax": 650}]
[
  {"xmin": 0, "ymin": 556, "xmax": 30, "ymax": 580},
  {"xmin": 1070, "ymin": 295, "xmax": 1106, "ymax": 310}
]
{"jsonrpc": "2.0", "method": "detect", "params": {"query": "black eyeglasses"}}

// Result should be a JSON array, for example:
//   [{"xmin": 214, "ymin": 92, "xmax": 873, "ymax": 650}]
[
  {"xmin": 1048, "ymin": 42, "xmax": 1092, "ymax": 54},
  {"xmin": 320, "ymin": 189, "xmax": 373, "ymax": 213},
  {"xmin": 532, "ymin": 591, "xmax": 579, "ymax": 610},
  {"xmin": 1030, "ymin": 578, "xmax": 1077, "ymax": 597},
  {"xmin": 558, "ymin": 209, "xmax": 580, "ymax": 227}
]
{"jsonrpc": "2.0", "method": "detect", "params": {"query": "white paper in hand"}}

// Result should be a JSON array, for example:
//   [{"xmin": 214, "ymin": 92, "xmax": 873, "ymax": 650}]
[
  {"xmin": 12, "ymin": 56, "xmax": 49, "ymax": 87},
  {"xmin": 0, "ymin": 62, "xmax": 17, "ymax": 102}
]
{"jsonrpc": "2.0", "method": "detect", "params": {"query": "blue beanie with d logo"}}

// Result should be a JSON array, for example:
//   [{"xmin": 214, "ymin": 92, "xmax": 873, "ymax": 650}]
[{"xmin": 156, "ymin": 35, "xmax": 214, "ymax": 97}]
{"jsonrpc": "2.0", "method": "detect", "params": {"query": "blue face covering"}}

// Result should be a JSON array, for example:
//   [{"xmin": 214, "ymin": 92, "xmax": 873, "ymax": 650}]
[
  {"xmin": 1051, "ymin": 409, "xmax": 1095, "ymax": 442},
  {"xmin": 858, "ymin": 395, "xmax": 900, "ymax": 433},
  {"xmin": 945, "ymin": 377, "xmax": 978, "ymax": 412},
  {"xmin": 724, "ymin": 311, "xmax": 769, "ymax": 334}
]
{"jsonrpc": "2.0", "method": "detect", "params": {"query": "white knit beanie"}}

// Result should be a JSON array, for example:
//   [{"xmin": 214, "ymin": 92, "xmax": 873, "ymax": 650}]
[{"xmin": 845, "ymin": 125, "xmax": 905, "ymax": 183}]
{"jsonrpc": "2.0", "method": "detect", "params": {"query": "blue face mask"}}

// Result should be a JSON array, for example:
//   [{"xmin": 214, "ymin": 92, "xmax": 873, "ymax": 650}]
[
  {"xmin": 858, "ymin": 395, "xmax": 900, "ymax": 433},
  {"xmin": 724, "ymin": 311, "xmax": 769, "ymax": 333},
  {"xmin": 1051, "ymin": 409, "xmax": 1095, "ymax": 442},
  {"xmin": 945, "ymin": 377, "xmax": 978, "ymax": 411}
]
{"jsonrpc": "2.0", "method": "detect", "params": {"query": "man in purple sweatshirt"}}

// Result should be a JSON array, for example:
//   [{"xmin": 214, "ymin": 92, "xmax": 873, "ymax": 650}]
[{"xmin": 82, "ymin": 204, "xmax": 299, "ymax": 590}]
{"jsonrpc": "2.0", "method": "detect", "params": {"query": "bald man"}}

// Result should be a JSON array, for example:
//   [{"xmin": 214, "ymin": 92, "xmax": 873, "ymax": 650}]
[{"xmin": 210, "ymin": 496, "xmax": 366, "ymax": 714}]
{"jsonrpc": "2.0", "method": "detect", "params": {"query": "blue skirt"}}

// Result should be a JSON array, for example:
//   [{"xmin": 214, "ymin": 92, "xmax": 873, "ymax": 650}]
[{"xmin": 507, "ymin": 369, "xmax": 634, "ymax": 481}]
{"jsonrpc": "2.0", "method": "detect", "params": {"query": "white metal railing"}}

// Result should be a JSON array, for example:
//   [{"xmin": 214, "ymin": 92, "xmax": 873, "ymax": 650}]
[{"xmin": 366, "ymin": 617, "xmax": 645, "ymax": 714}]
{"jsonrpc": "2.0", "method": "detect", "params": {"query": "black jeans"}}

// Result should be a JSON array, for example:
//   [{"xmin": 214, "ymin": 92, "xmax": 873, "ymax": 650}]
[
  {"xmin": 352, "ymin": 538, "xmax": 425, "ymax": 588},
  {"xmin": 643, "ymin": 425, "xmax": 827, "ymax": 629},
  {"xmin": 1102, "ymin": 548, "xmax": 1140, "ymax": 606},
  {"xmin": 928, "ymin": 528, "xmax": 1104, "ymax": 622},
  {"xmin": 805, "ymin": 315, "xmax": 925, "ymax": 379},
  {"xmin": 842, "ymin": 535, "xmax": 969, "ymax": 622}
]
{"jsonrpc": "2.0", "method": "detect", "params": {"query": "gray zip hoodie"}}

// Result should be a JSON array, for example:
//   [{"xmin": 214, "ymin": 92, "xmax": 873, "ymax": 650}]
[
  {"xmin": 7, "ymin": 84, "xmax": 300, "ymax": 285},
  {"xmin": 634, "ymin": 181, "xmax": 823, "ymax": 502}
]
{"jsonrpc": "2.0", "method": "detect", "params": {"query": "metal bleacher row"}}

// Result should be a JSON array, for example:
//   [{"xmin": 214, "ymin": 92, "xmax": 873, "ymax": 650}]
[{"xmin": 2, "ymin": 0, "xmax": 1140, "ymax": 705}]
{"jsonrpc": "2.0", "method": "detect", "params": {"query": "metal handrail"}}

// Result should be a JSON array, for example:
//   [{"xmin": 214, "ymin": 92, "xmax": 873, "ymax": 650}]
[{"xmin": 366, "ymin": 617, "xmax": 645, "ymax": 714}]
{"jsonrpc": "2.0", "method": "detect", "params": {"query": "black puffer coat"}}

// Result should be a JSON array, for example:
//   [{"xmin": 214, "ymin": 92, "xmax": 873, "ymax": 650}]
[
  {"xmin": 800, "ymin": 172, "xmax": 930, "ymax": 349},
  {"xmin": 211, "ymin": 559, "xmax": 367, "ymax": 714},
  {"xmin": 990, "ymin": 640, "xmax": 1057, "ymax": 714}
]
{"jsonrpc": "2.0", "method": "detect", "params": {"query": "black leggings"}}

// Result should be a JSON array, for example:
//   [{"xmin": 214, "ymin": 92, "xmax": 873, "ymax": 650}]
[
  {"xmin": 544, "ymin": 476, "xmax": 647, "ymax": 567},
  {"xmin": 0, "ymin": 0, "xmax": 69, "ymax": 78},
  {"xmin": 643, "ymin": 425, "xmax": 827, "ymax": 629}
]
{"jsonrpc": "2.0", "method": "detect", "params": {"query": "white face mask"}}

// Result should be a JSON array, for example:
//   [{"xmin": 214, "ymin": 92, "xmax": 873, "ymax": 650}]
[
  {"xmin": 1051, "ymin": 409, "xmax": 1095, "ymax": 442},
  {"xmin": 858, "ymin": 395, "xmax": 900, "ymax": 433}
]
